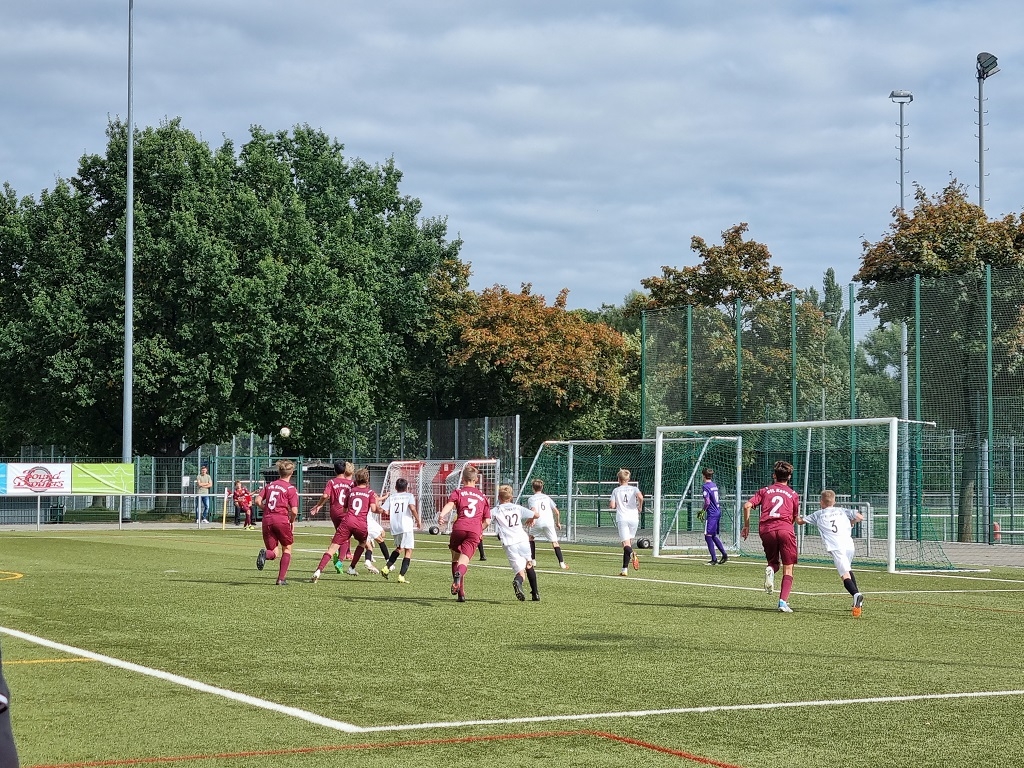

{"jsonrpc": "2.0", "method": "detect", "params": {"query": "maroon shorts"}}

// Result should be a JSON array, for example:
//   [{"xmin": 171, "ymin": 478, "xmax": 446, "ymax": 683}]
[
  {"xmin": 760, "ymin": 527, "xmax": 798, "ymax": 567},
  {"xmin": 449, "ymin": 528, "xmax": 481, "ymax": 558},
  {"xmin": 330, "ymin": 510, "xmax": 347, "ymax": 531},
  {"xmin": 344, "ymin": 519, "xmax": 369, "ymax": 546},
  {"xmin": 262, "ymin": 515, "xmax": 293, "ymax": 550}
]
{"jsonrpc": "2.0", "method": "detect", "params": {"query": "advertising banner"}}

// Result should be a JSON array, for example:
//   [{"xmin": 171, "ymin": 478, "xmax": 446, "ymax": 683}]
[
  {"xmin": 71, "ymin": 464, "xmax": 135, "ymax": 495},
  {"xmin": 4, "ymin": 464, "xmax": 72, "ymax": 495}
]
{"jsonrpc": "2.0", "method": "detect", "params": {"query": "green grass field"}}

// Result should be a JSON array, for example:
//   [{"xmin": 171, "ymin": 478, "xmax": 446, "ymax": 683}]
[{"xmin": 1, "ymin": 526, "xmax": 1022, "ymax": 768}]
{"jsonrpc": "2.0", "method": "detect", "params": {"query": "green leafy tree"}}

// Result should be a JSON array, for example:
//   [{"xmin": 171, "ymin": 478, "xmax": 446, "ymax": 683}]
[
  {"xmin": 448, "ymin": 285, "xmax": 631, "ymax": 451},
  {"xmin": 0, "ymin": 119, "xmax": 461, "ymax": 471},
  {"xmin": 857, "ymin": 181, "xmax": 1024, "ymax": 541}
]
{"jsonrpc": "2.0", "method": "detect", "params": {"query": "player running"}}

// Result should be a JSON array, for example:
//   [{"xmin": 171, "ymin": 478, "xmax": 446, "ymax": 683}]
[
  {"xmin": 380, "ymin": 478, "xmax": 421, "ymax": 584},
  {"xmin": 610, "ymin": 468, "xmax": 644, "ymax": 576},
  {"xmin": 494, "ymin": 485, "xmax": 541, "ymax": 601},
  {"xmin": 308, "ymin": 461, "xmax": 354, "ymax": 572},
  {"xmin": 254, "ymin": 460, "xmax": 299, "ymax": 586},
  {"xmin": 701, "ymin": 468, "xmax": 728, "ymax": 565},
  {"xmin": 799, "ymin": 489, "xmax": 866, "ymax": 617},
  {"xmin": 526, "ymin": 478, "xmax": 568, "ymax": 570},
  {"xmin": 742, "ymin": 460, "xmax": 801, "ymax": 613},
  {"xmin": 438, "ymin": 464, "xmax": 492, "ymax": 602}
]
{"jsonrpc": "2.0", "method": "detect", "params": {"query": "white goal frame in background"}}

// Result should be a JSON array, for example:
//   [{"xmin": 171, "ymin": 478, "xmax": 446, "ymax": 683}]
[{"xmin": 654, "ymin": 417, "xmax": 908, "ymax": 573}]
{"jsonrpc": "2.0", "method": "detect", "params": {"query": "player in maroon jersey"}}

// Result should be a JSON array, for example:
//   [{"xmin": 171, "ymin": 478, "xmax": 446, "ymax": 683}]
[
  {"xmin": 254, "ymin": 460, "xmax": 300, "ymax": 586},
  {"xmin": 310, "ymin": 466, "xmax": 382, "ymax": 581},
  {"xmin": 741, "ymin": 460, "xmax": 801, "ymax": 612},
  {"xmin": 232, "ymin": 480, "xmax": 254, "ymax": 528},
  {"xmin": 438, "ymin": 464, "xmax": 492, "ymax": 602},
  {"xmin": 309, "ymin": 461, "xmax": 355, "ymax": 570}
]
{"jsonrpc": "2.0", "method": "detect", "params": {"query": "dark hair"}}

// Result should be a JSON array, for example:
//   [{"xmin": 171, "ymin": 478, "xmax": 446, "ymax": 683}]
[
  {"xmin": 702, "ymin": 467, "xmax": 713, "ymax": 480},
  {"xmin": 395, "ymin": 478, "xmax": 408, "ymax": 492},
  {"xmin": 773, "ymin": 461, "xmax": 793, "ymax": 483},
  {"xmin": 334, "ymin": 461, "xmax": 347, "ymax": 475}
]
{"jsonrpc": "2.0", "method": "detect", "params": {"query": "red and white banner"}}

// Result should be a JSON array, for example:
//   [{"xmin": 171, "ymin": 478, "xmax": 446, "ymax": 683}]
[{"xmin": 5, "ymin": 463, "xmax": 71, "ymax": 495}]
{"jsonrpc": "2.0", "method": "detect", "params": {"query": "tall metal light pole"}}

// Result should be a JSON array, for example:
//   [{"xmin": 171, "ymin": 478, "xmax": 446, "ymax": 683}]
[
  {"xmin": 976, "ymin": 52, "xmax": 999, "ymax": 210},
  {"xmin": 123, "ymin": 0, "xmax": 135, "ymax": 465},
  {"xmin": 890, "ymin": 89, "xmax": 913, "ymax": 529}
]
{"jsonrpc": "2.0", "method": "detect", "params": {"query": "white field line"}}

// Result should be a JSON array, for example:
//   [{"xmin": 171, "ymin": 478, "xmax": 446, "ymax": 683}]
[
  {"xmin": 3, "ymin": 625, "xmax": 1021, "ymax": 737},
  {"xmin": 358, "ymin": 689, "xmax": 1024, "ymax": 733},
  {"xmin": 0, "ymin": 626, "xmax": 362, "ymax": 734}
]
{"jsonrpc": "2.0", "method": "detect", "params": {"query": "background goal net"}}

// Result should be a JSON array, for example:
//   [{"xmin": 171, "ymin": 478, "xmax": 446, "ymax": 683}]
[
  {"xmin": 379, "ymin": 459, "xmax": 499, "ymax": 532},
  {"xmin": 654, "ymin": 418, "xmax": 952, "ymax": 572}
]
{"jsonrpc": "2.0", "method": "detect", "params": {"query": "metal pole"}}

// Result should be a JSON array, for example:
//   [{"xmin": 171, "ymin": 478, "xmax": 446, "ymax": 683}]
[
  {"xmin": 898, "ymin": 99, "xmax": 907, "ymax": 210},
  {"xmin": 888, "ymin": 417, "xmax": 899, "ymax": 573},
  {"xmin": 122, "ymin": 0, "xmax": 135, "ymax": 464},
  {"xmin": 978, "ymin": 74, "xmax": 985, "ymax": 209}
]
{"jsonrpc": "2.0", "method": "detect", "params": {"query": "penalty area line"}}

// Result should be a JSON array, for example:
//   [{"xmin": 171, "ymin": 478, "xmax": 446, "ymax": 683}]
[
  {"xmin": 0, "ymin": 626, "xmax": 363, "ymax": 734},
  {"xmin": 355, "ymin": 689, "xmax": 1024, "ymax": 733}
]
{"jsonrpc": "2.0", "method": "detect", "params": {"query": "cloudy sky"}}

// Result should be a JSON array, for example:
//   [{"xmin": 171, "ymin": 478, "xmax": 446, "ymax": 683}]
[{"xmin": 3, "ymin": 1, "xmax": 1023, "ymax": 311}]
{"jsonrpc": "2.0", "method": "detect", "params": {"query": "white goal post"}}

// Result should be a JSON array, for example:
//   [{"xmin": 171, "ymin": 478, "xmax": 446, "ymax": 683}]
[{"xmin": 654, "ymin": 417, "xmax": 926, "ymax": 574}]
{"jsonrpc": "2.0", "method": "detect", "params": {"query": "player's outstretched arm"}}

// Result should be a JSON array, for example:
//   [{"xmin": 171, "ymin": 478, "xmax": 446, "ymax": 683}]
[{"xmin": 438, "ymin": 500, "xmax": 456, "ymax": 527}]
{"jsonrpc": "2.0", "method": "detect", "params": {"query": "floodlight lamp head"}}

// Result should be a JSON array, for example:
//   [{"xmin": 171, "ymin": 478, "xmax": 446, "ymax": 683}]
[
  {"xmin": 977, "ymin": 52, "xmax": 999, "ymax": 79},
  {"xmin": 889, "ymin": 90, "xmax": 913, "ymax": 104}
]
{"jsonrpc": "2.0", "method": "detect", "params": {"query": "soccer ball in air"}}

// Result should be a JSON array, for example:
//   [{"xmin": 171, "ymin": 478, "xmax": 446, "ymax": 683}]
[{"xmin": 279, "ymin": 427, "xmax": 291, "ymax": 438}]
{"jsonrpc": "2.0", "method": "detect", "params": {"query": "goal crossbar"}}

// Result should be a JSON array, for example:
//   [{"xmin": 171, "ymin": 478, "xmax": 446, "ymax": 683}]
[{"xmin": 655, "ymin": 417, "xmax": 918, "ymax": 573}]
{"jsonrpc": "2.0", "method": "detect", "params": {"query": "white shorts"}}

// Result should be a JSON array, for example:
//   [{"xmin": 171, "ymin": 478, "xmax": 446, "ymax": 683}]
[
  {"xmin": 503, "ymin": 539, "xmax": 532, "ymax": 574},
  {"xmin": 829, "ymin": 545, "xmax": 855, "ymax": 576},
  {"xmin": 530, "ymin": 521, "xmax": 559, "ymax": 544},
  {"xmin": 367, "ymin": 516, "xmax": 384, "ymax": 542},
  {"xmin": 391, "ymin": 529, "xmax": 415, "ymax": 551},
  {"xmin": 616, "ymin": 512, "xmax": 639, "ymax": 543}
]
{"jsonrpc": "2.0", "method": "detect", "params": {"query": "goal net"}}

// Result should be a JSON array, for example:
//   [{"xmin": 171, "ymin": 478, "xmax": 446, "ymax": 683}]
[
  {"xmin": 379, "ymin": 459, "xmax": 499, "ymax": 532},
  {"xmin": 518, "ymin": 438, "xmax": 739, "ymax": 547},
  {"xmin": 654, "ymin": 418, "xmax": 952, "ymax": 572}
]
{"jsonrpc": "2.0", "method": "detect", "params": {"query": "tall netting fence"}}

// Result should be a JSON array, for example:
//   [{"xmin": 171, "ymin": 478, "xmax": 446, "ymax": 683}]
[{"xmin": 642, "ymin": 268, "xmax": 1024, "ymax": 547}]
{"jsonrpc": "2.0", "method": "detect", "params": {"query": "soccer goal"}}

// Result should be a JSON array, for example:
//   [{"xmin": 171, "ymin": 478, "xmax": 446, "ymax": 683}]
[
  {"xmin": 379, "ymin": 459, "xmax": 499, "ymax": 531},
  {"xmin": 518, "ymin": 438, "xmax": 740, "ymax": 547},
  {"xmin": 654, "ymin": 417, "xmax": 951, "ymax": 573}
]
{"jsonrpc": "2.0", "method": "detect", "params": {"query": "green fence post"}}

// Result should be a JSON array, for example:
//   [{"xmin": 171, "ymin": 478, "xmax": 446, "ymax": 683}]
[
  {"xmin": 915, "ymin": 274, "xmax": 923, "ymax": 539},
  {"xmin": 790, "ymin": 291, "xmax": 798, "ymax": 466},
  {"xmin": 686, "ymin": 305, "xmax": 693, "ymax": 425},
  {"xmin": 986, "ymin": 264, "xmax": 995, "ymax": 544},
  {"xmin": 735, "ymin": 298, "xmax": 743, "ymax": 424},
  {"xmin": 849, "ymin": 283, "xmax": 858, "ymax": 501},
  {"xmin": 640, "ymin": 311, "xmax": 647, "ymax": 437}
]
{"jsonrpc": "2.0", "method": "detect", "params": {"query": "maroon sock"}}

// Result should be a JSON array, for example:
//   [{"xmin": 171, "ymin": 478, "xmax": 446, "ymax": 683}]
[
  {"xmin": 317, "ymin": 553, "xmax": 332, "ymax": 571},
  {"xmin": 457, "ymin": 563, "xmax": 468, "ymax": 577},
  {"xmin": 350, "ymin": 546, "xmax": 365, "ymax": 568},
  {"xmin": 278, "ymin": 553, "xmax": 291, "ymax": 581},
  {"xmin": 780, "ymin": 574, "xmax": 794, "ymax": 601},
  {"xmin": 265, "ymin": 549, "xmax": 277, "ymax": 561},
  {"xmin": 451, "ymin": 561, "xmax": 458, "ymax": 577}
]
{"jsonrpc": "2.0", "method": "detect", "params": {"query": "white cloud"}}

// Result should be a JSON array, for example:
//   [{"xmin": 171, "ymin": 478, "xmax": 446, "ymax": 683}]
[{"xmin": 2, "ymin": 0, "xmax": 1024, "ymax": 309}]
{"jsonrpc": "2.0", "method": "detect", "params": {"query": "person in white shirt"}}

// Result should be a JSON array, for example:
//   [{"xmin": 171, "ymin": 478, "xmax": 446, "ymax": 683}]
[
  {"xmin": 526, "ymin": 478, "xmax": 568, "ymax": 570},
  {"xmin": 798, "ymin": 489, "xmax": 866, "ymax": 617},
  {"xmin": 493, "ymin": 485, "xmax": 541, "ymax": 601},
  {"xmin": 379, "ymin": 478, "xmax": 421, "ymax": 584},
  {"xmin": 609, "ymin": 468, "xmax": 644, "ymax": 576}
]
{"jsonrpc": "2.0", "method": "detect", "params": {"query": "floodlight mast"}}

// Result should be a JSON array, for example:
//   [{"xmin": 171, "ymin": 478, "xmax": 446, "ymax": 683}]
[
  {"xmin": 976, "ymin": 52, "xmax": 999, "ymax": 210},
  {"xmin": 889, "ymin": 89, "xmax": 913, "ymax": 524}
]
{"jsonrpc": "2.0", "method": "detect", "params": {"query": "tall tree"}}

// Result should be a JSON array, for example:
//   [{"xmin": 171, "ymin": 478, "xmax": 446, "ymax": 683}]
[
  {"xmin": 641, "ymin": 223, "xmax": 792, "ymax": 316},
  {"xmin": 857, "ymin": 181, "xmax": 1024, "ymax": 541},
  {"xmin": 0, "ymin": 119, "xmax": 461, "ymax": 461},
  {"xmin": 448, "ymin": 285, "xmax": 631, "ymax": 451}
]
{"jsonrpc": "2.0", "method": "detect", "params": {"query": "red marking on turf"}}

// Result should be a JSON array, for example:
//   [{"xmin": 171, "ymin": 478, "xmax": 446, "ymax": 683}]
[
  {"xmin": 586, "ymin": 730, "xmax": 747, "ymax": 767},
  {"xmin": 26, "ymin": 729, "xmax": 743, "ymax": 768}
]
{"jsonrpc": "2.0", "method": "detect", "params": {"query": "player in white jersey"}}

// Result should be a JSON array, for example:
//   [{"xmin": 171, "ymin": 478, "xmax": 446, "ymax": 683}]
[
  {"xmin": 798, "ymin": 489, "xmax": 866, "ymax": 617},
  {"xmin": 379, "ymin": 478, "xmax": 421, "ymax": 583},
  {"xmin": 494, "ymin": 485, "xmax": 541, "ymax": 601},
  {"xmin": 526, "ymin": 478, "xmax": 568, "ymax": 570},
  {"xmin": 609, "ymin": 468, "xmax": 644, "ymax": 576}
]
